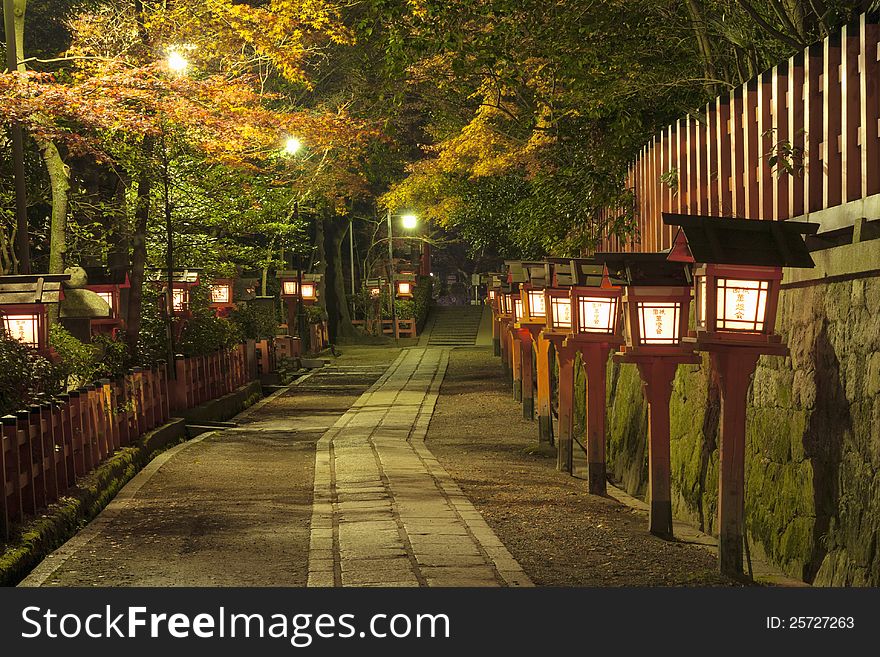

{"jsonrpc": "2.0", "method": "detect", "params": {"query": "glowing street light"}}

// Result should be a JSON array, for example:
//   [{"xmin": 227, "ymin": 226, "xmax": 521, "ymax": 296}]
[
  {"xmin": 167, "ymin": 51, "xmax": 189, "ymax": 74},
  {"xmin": 285, "ymin": 137, "xmax": 303, "ymax": 156},
  {"xmin": 401, "ymin": 214, "xmax": 418, "ymax": 230}
]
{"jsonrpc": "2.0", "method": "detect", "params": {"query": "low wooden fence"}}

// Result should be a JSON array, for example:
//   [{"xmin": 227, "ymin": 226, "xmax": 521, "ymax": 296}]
[
  {"xmin": 1, "ymin": 343, "xmax": 254, "ymax": 538},
  {"xmin": 598, "ymin": 12, "xmax": 880, "ymax": 253}
]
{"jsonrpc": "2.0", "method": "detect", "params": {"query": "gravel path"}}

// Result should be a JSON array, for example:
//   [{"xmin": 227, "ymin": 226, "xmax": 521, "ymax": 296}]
[{"xmin": 426, "ymin": 347, "xmax": 738, "ymax": 587}]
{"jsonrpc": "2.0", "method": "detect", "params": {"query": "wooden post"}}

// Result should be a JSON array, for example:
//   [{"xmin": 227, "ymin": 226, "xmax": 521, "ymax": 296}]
[
  {"xmin": 500, "ymin": 323, "xmax": 510, "ymax": 379},
  {"xmin": 534, "ymin": 331, "xmax": 553, "ymax": 443},
  {"xmin": 511, "ymin": 329, "xmax": 522, "ymax": 402},
  {"xmin": 555, "ymin": 342, "xmax": 576, "ymax": 473},
  {"xmin": 519, "ymin": 329, "xmax": 535, "ymax": 420},
  {"xmin": 579, "ymin": 342, "xmax": 613, "ymax": 495},
  {"xmin": 16, "ymin": 411, "xmax": 35, "ymax": 516},
  {"xmin": 492, "ymin": 313, "xmax": 501, "ymax": 357},
  {"xmin": 626, "ymin": 357, "xmax": 699, "ymax": 538},
  {"xmin": 1, "ymin": 415, "xmax": 17, "ymax": 537},
  {"xmin": 39, "ymin": 402, "xmax": 60, "ymax": 503},
  {"xmin": 710, "ymin": 349, "xmax": 760, "ymax": 577},
  {"xmin": 68, "ymin": 390, "xmax": 85, "ymax": 477}
]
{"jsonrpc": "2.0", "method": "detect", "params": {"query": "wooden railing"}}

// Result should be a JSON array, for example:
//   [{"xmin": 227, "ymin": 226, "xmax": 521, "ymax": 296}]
[
  {"xmin": 598, "ymin": 13, "xmax": 880, "ymax": 253},
  {"xmin": 1, "ymin": 344, "xmax": 255, "ymax": 538}
]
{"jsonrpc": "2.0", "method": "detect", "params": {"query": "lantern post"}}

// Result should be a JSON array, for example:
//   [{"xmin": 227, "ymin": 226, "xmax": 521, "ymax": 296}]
[
  {"xmin": 511, "ymin": 261, "xmax": 553, "ymax": 431},
  {"xmin": 663, "ymin": 213, "xmax": 818, "ymax": 576},
  {"xmin": 487, "ymin": 273, "xmax": 504, "ymax": 357},
  {"xmin": 542, "ymin": 261, "xmax": 577, "ymax": 472},
  {"xmin": 596, "ymin": 252, "xmax": 699, "ymax": 538},
  {"xmin": 566, "ymin": 260, "xmax": 625, "ymax": 494},
  {"xmin": 496, "ymin": 284, "xmax": 514, "ymax": 381}
]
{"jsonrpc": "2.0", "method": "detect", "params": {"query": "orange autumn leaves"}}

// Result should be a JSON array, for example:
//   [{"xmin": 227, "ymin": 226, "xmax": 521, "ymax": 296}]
[{"xmin": 0, "ymin": 0, "xmax": 377, "ymax": 201}]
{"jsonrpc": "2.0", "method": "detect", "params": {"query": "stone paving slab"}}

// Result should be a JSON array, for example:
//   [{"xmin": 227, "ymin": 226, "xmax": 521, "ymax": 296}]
[{"xmin": 307, "ymin": 347, "xmax": 532, "ymax": 588}]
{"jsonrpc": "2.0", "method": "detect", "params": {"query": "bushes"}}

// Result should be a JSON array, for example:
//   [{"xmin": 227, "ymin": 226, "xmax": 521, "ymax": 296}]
[
  {"xmin": 227, "ymin": 301, "xmax": 278, "ymax": 341},
  {"xmin": 0, "ymin": 331, "xmax": 60, "ymax": 417},
  {"xmin": 178, "ymin": 285, "xmax": 244, "ymax": 357}
]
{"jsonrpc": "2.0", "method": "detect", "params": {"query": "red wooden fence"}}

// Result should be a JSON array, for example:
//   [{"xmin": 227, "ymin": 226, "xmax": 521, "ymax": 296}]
[
  {"xmin": 1, "ymin": 343, "xmax": 252, "ymax": 538},
  {"xmin": 598, "ymin": 13, "xmax": 880, "ymax": 253}
]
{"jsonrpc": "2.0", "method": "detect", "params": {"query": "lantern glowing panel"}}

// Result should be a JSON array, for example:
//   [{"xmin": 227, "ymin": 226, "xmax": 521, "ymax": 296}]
[
  {"xmin": 172, "ymin": 288, "xmax": 187, "ymax": 312},
  {"xmin": 696, "ymin": 275, "xmax": 707, "ymax": 329},
  {"xmin": 636, "ymin": 301, "xmax": 681, "ymax": 345},
  {"xmin": 715, "ymin": 278, "xmax": 769, "ymax": 332},
  {"xmin": 526, "ymin": 289, "xmax": 546, "ymax": 319},
  {"xmin": 369, "ymin": 286, "xmax": 381, "ymax": 299},
  {"xmin": 488, "ymin": 290, "xmax": 497, "ymax": 302},
  {"xmin": 282, "ymin": 280, "xmax": 298, "ymax": 297},
  {"xmin": 397, "ymin": 281, "xmax": 412, "ymax": 296},
  {"xmin": 513, "ymin": 297, "xmax": 523, "ymax": 322},
  {"xmin": 210, "ymin": 284, "xmax": 231, "ymax": 304},
  {"xmin": 2, "ymin": 313, "xmax": 39, "ymax": 347},
  {"xmin": 549, "ymin": 296, "xmax": 572, "ymax": 330},
  {"xmin": 301, "ymin": 283, "xmax": 317, "ymax": 300},
  {"xmin": 576, "ymin": 295, "xmax": 617, "ymax": 334},
  {"xmin": 95, "ymin": 291, "xmax": 115, "ymax": 313}
]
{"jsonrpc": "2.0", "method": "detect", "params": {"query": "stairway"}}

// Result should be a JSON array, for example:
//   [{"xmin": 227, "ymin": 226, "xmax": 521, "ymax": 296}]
[{"xmin": 421, "ymin": 305, "xmax": 485, "ymax": 346}]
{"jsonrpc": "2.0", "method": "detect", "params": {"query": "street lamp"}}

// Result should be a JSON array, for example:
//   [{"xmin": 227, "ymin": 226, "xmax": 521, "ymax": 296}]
[
  {"xmin": 166, "ymin": 50, "xmax": 189, "ymax": 74},
  {"xmin": 285, "ymin": 137, "xmax": 302, "ymax": 156},
  {"xmin": 386, "ymin": 210, "xmax": 418, "ymax": 340}
]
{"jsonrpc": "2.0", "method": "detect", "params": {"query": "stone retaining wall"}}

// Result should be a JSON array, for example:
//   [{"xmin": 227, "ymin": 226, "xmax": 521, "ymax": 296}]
[{"xmin": 594, "ymin": 240, "xmax": 880, "ymax": 586}]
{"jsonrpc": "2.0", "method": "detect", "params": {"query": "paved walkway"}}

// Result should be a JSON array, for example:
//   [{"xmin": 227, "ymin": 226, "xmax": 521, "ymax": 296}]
[{"xmin": 307, "ymin": 347, "xmax": 532, "ymax": 587}]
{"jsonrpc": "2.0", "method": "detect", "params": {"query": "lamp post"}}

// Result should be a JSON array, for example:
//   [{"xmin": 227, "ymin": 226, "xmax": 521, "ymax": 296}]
[
  {"xmin": 663, "ymin": 212, "xmax": 818, "ymax": 576},
  {"xmin": 511, "ymin": 261, "xmax": 553, "ymax": 438},
  {"xmin": 386, "ymin": 211, "xmax": 417, "ymax": 341},
  {"xmin": 541, "ymin": 260, "xmax": 577, "ymax": 472},
  {"xmin": 596, "ymin": 252, "xmax": 699, "ymax": 538},
  {"xmin": 162, "ymin": 48, "xmax": 189, "ymax": 377},
  {"xmin": 566, "ymin": 260, "xmax": 625, "ymax": 494}
]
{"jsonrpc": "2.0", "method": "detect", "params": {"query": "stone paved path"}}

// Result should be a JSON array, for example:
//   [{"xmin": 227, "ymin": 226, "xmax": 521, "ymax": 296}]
[{"xmin": 307, "ymin": 347, "xmax": 532, "ymax": 587}]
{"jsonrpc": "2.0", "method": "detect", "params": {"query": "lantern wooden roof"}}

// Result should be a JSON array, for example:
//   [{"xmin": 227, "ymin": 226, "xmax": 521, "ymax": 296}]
[
  {"xmin": 662, "ymin": 213, "xmax": 819, "ymax": 268},
  {"xmin": 504, "ymin": 260, "xmax": 548, "ymax": 286},
  {"xmin": 594, "ymin": 252, "xmax": 691, "ymax": 287},
  {"xmin": 146, "ymin": 268, "xmax": 201, "ymax": 285},
  {"xmin": 570, "ymin": 259, "xmax": 627, "ymax": 287},
  {"xmin": 82, "ymin": 266, "xmax": 130, "ymax": 288},
  {"xmin": 0, "ymin": 274, "xmax": 69, "ymax": 306},
  {"xmin": 277, "ymin": 269, "xmax": 300, "ymax": 279}
]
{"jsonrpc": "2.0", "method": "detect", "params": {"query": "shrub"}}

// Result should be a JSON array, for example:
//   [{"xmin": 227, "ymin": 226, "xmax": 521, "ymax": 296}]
[
  {"xmin": 50, "ymin": 324, "xmax": 96, "ymax": 388},
  {"xmin": 228, "ymin": 301, "xmax": 278, "ymax": 340},
  {"xmin": 177, "ymin": 285, "xmax": 244, "ymax": 357},
  {"xmin": 0, "ymin": 331, "xmax": 60, "ymax": 416}
]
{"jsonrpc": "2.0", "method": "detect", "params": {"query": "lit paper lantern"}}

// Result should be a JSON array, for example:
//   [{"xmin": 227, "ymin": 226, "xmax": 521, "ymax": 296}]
[
  {"xmin": 572, "ymin": 292, "xmax": 619, "ymax": 335},
  {"xmin": 544, "ymin": 289, "xmax": 572, "ymax": 333},
  {"xmin": 2, "ymin": 312, "xmax": 41, "ymax": 347},
  {"xmin": 210, "ymin": 283, "xmax": 232, "ymax": 305},
  {"xmin": 300, "ymin": 282, "xmax": 317, "ymax": 301},
  {"xmin": 172, "ymin": 287, "xmax": 187, "ymax": 312},
  {"xmin": 281, "ymin": 280, "xmax": 299, "ymax": 297}
]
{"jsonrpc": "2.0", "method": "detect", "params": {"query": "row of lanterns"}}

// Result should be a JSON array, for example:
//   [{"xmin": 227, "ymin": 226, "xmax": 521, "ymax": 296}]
[{"xmin": 487, "ymin": 213, "xmax": 818, "ymax": 577}]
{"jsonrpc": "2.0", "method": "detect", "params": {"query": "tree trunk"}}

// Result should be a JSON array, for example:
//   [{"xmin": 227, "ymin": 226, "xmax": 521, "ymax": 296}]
[
  {"xmin": 40, "ymin": 139, "xmax": 70, "ymax": 275},
  {"xmin": 685, "ymin": 0, "xmax": 717, "ymax": 90},
  {"xmin": 331, "ymin": 219, "xmax": 357, "ymax": 339},
  {"xmin": 125, "ymin": 138, "xmax": 153, "ymax": 351}
]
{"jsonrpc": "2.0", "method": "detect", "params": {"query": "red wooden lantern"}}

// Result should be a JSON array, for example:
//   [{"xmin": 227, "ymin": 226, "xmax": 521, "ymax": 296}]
[
  {"xmin": 300, "ymin": 282, "xmax": 317, "ymax": 301},
  {"xmin": 569, "ymin": 261, "xmax": 623, "ymax": 338},
  {"xmin": 1, "ymin": 308, "xmax": 43, "ymax": 348},
  {"xmin": 663, "ymin": 212, "xmax": 819, "ymax": 575},
  {"xmin": 597, "ymin": 253, "xmax": 694, "ymax": 355},
  {"xmin": 209, "ymin": 279, "xmax": 233, "ymax": 306},
  {"xmin": 148, "ymin": 269, "xmax": 199, "ymax": 317},
  {"xmin": 0, "ymin": 274, "xmax": 68, "ymax": 356}
]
